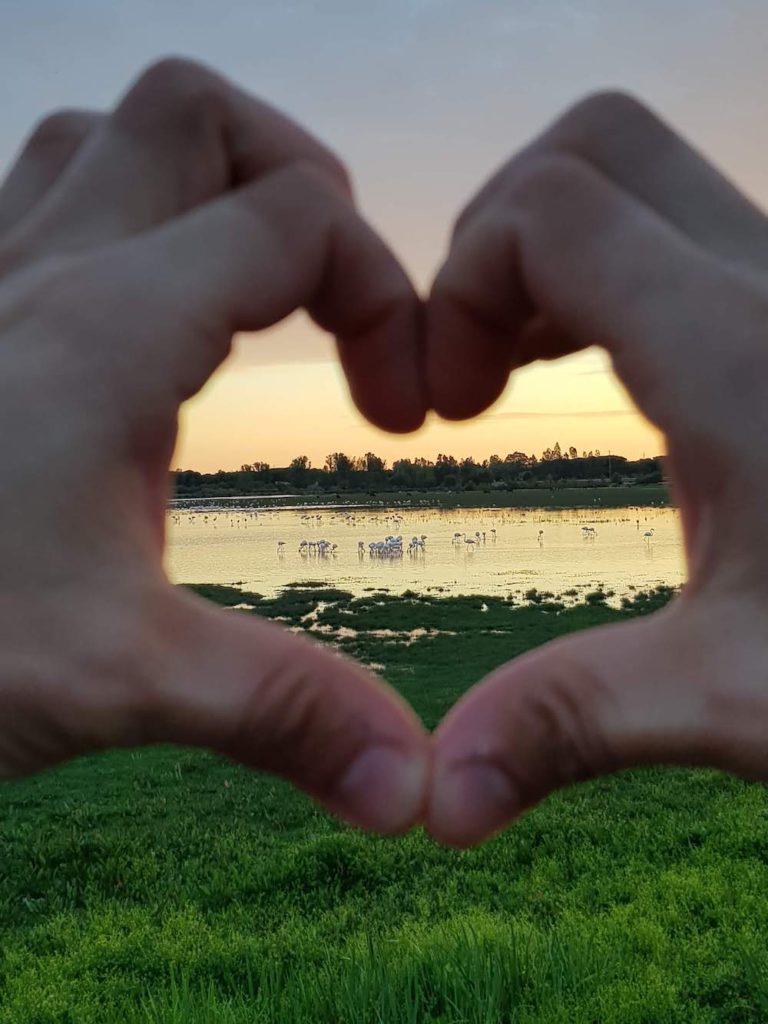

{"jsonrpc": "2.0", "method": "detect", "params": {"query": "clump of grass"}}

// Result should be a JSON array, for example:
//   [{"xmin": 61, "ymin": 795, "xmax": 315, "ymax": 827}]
[
  {"xmin": 620, "ymin": 585, "xmax": 678, "ymax": 615},
  {"xmin": 283, "ymin": 580, "xmax": 331, "ymax": 589},
  {"xmin": 128, "ymin": 917, "xmax": 686, "ymax": 1023},
  {"xmin": 187, "ymin": 584, "xmax": 263, "ymax": 606}
]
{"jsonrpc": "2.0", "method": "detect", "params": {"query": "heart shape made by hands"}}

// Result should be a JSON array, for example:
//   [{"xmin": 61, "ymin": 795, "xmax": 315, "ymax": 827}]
[{"xmin": 0, "ymin": 60, "xmax": 767, "ymax": 848}]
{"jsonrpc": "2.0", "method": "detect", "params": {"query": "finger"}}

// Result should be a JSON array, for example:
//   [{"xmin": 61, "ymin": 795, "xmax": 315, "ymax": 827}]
[
  {"xmin": 427, "ymin": 602, "xmax": 752, "ymax": 848},
  {"xmin": 427, "ymin": 153, "xmax": 768, "ymax": 440},
  {"xmin": 0, "ymin": 110, "xmax": 101, "ymax": 237},
  {"xmin": 460, "ymin": 91, "xmax": 768, "ymax": 274},
  {"xmin": 515, "ymin": 316, "xmax": 583, "ymax": 364},
  {"xmin": 428, "ymin": 211, "xmax": 533, "ymax": 419},
  {"xmin": 150, "ymin": 588, "xmax": 429, "ymax": 834},
  {"xmin": 44, "ymin": 162, "xmax": 425, "ymax": 433},
  {"xmin": 431, "ymin": 90, "xmax": 768, "ymax": 420},
  {"xmin": 10, "ymin": 57, "xmax": 352, "ymax": 260}
]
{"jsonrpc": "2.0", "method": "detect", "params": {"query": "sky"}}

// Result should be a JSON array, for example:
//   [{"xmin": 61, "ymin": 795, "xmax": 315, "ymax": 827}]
[{"xmin": 2, "ymin": 0, "xmax": 768, "ymax": 470}]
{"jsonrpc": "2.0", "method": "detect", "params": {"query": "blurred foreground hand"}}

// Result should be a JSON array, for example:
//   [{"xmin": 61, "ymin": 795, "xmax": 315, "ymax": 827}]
[
  {"xmin": 0, "ymin": 57, "xmax": 429, "ymax": 834},
  {"xmin": 426, "ymin": 91, "xmax": 768, "ymax": 846}
]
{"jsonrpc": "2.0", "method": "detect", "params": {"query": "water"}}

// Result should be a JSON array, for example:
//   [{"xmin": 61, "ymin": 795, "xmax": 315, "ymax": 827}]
[{"xmin": 165, "ymin": 500, "xmax": 685, "ymax": 601}]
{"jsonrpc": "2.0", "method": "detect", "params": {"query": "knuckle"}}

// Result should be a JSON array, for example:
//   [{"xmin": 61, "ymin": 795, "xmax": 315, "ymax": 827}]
[
  {"xmin": 509, "ymin": 151, "xmax": 588, "ymax": 201},
  {"xmin": 451, "ymin": 187, "xmax": 496, "ymax": 243},
  {"xmin": 451, "ymin": 203, "xmax": 477, "ymax": 243},
  {"xmin": 316, "ymin": 150, "xmax": 354, "ymax": 197},
  {"xmin": 250, "ymin": 160, "xmax": 347, "ymax": 237},
  {"xmin": 438, "ymin": 210, "xmax": 505, "ymax": 295},
  {"xmin": 275, "ymin": 158, "xmax": 346, "ymax": 201},
  {"xmin": 229, "ymin": 161, "xmax": 342, "ymax": 246},
  {"xmin": 452, "ymin": 152, "xmax": 589, "ymax": 243},
  {"xmin": 131, "ymin": 55, "xmax": 213, "ymax": 101},
  {"xmin": 115, "ymin": 56, "xmax": 223, "ymax": 133},
  {"xmin": 559, "ymin": 89, "xmax": 654, "ymax": 143},
  {"xmin": 25, "ymin": 109, "xmax": 95, "ymax": 153}
]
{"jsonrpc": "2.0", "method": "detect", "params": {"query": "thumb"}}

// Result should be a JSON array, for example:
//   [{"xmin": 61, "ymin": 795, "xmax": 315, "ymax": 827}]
[
  {"xmin": 427, "ymin": 604, "xmax": 723, "ymax": 847},
  {"xmin": 146, "ymin": 587, "xmax": 429, "ymax": 835}
]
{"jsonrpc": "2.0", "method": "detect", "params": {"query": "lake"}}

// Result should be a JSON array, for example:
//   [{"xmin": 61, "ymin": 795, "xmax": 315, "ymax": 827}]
[{"xmin": 166, "ymin": 499, "xmax": 685, "ymax": 601}]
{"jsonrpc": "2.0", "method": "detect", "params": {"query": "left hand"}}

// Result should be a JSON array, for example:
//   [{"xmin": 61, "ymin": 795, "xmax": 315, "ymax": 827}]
[{"xmin": 0, "ymin": 57, "xmax": 429, "ymax": 835}]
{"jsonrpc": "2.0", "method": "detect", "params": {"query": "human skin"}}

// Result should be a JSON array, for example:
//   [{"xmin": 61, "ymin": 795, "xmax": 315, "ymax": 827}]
[
  {"xmin": 0, "ymin": 58, "xmax": 430, "ymax": 835},
  {"xmin": 3, "ymin": 64, "xmax": 768, "ymax": 850},
  {"xmin": 425, "ymin": 91, "xmax": 768, "ymax": 847}
]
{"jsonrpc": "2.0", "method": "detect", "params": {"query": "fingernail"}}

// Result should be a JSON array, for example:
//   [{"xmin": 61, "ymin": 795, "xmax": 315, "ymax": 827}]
[
  {"xmin": 429, "ymin": 761, "xmax": 519, "ymax": 847},
  {"xmin": 336, "ymin": 745, "xmax": 428, "ymax": 835}
]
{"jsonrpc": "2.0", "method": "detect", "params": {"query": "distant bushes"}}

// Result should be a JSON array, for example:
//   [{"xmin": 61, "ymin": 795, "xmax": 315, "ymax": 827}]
[{"xmin": 174, "ymin": 451, "xmax": 666, "ymax": 500}]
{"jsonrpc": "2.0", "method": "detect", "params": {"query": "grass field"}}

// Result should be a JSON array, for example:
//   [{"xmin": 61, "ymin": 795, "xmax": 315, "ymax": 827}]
[
  {"xmin": 2, "ymin": 583, "xmax": 768, "ymax": 1023},
  {"xmin": 173, "ymin": 484, "xmax": 670, "ymax": 511}
]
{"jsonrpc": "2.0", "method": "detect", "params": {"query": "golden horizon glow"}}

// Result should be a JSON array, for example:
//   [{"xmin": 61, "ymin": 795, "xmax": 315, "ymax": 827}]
[{"xmin": 174, "ymin": 327, "xmax": 664, "ymax": 473}]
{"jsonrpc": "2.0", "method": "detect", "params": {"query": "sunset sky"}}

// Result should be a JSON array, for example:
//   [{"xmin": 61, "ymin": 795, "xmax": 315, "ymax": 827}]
[{"xmin": 3, "ymin": 1, "xmax": 768, "ymax": 470}]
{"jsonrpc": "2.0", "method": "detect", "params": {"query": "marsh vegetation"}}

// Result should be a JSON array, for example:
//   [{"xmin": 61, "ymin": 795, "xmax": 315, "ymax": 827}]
[{"xmin": 2, "ymin": 584, "xmax": 768, "ymax": 1022}]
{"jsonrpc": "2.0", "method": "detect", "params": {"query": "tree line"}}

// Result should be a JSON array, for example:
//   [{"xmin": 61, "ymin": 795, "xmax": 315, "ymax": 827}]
[{"xmin": 174, "ymin": 444, "xmax": 664, "ymax": 499}]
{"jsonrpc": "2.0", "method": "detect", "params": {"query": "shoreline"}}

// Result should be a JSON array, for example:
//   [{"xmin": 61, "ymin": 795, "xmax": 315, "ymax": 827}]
[{"xmin": 170, "ymin": 484, "xmax": 671, "ymax": 512}]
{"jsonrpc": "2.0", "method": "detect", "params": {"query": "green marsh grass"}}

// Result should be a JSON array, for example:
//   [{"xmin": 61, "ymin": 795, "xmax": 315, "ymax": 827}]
[{"xmin": 1, "ymin": 584, "xmax": 767, "ymax": 1023}]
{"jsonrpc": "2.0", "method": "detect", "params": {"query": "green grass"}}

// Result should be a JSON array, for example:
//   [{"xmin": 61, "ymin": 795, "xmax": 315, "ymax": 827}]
[{"xmin": 2, "ymin": 584, "xmax": 768, "ymax": 1023}]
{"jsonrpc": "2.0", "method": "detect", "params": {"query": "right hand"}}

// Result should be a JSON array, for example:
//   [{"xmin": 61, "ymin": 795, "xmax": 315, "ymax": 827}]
[{"xmin": 425, "ymin": 92, "xmax": 768, "ymax": 847}]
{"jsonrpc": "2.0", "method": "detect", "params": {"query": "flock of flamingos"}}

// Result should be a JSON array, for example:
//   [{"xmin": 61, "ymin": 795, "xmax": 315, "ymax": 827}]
[{"xmin": 169, "ymin": 508, "xmax": 658, "ymax": 561}]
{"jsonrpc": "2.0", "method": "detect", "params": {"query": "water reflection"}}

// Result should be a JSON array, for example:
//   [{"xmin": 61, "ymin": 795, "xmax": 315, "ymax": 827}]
[{"xmin": 165, "ymin": 500, "xmax": 686, "ymax": 601}]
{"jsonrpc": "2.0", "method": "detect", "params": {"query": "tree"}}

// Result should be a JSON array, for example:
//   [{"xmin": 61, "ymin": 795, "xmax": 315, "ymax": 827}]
[
  {"xmin": 393, "ymin": 457, "xmax": 435, "ymax": 489},
  {"xmin": 361, "ymin": 452, "xmax": 386, "ymax": 474},
  {"xmin": 435, "ymin": 453, "xmax": 458, "ymax": 484},
  {"xmin": 288, "ymin": 455, "xmax": 311, "ymax": 486},
  {"xmin": 569, "ymin": 446, "xmax": 578, "ymax": 460},
  {"xmin": 505, "ymin": 451, "xmax": 532, "ymax": 466},
  {"xmin": 324, "ymin": 452, "xmax": 354, "ymax": 476}
]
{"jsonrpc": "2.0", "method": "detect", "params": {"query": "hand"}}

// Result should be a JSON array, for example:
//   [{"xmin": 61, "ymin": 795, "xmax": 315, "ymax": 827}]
[
  {"xmin": 425, "ymin": 91, "xmax": 768, "ymax": 846},
  {"xmin": 0, "ymin": 58, "xmax": 430, "ymax": 834}
]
